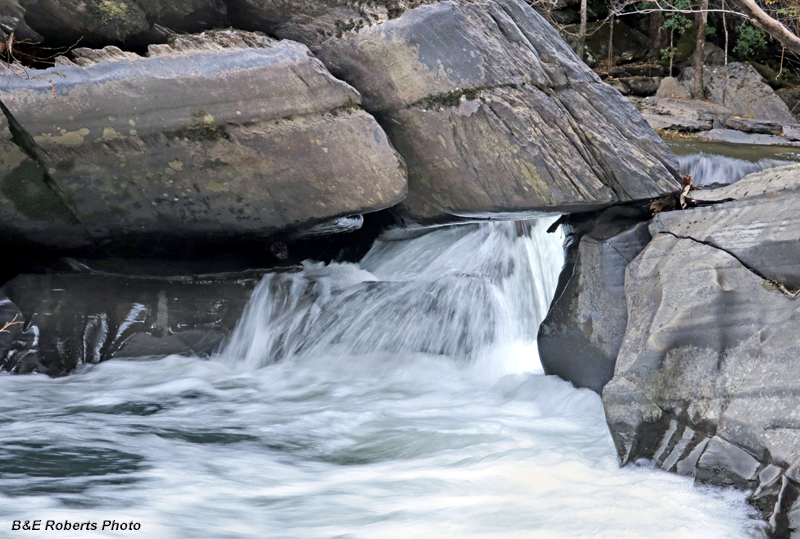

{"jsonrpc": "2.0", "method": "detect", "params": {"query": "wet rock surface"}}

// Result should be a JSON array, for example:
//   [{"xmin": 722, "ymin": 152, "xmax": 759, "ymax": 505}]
[
  {"xmin": 538, "ymin": 204, "xmax": 652, "ymax": 393},
  {"xmin": 0, "ymin": 30, "xmax": 407, "ymax": 251},
  {"xmin": 0, "ymin": 266, "xmax": 268, "ymax": 376},
  {"xmin": 602, "ymin": 164, "xmax": 800, "ymax": 536}
]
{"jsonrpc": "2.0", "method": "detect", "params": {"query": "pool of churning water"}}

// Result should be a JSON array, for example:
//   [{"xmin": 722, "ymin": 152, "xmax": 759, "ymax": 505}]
[{"xmin": 0, "ymin": 219, "xmax": 767, "ymax": 538}]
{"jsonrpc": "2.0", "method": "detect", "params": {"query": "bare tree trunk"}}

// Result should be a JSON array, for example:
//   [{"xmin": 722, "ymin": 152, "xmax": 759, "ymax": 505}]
[
  {"xmin": 693, "ymin": 0, "xmax": 709, "ymax": 98},
  {"xmin": 577, "ymin": 0, "xmax": 587, "ymax": 61},
  {"xmin": 734, "ymin": 0, "xmax": 800, "ymax": 56},
  {"xmin": 608, "ymin": 15, "xmax": 615, "ymax": 76},
  {"xmin": 651, "ymin": 12, "xmax": 666, "ymax": 55},
  {"xmin": 669, "ymin": 28, "xmax": 674, "ymax": 75},
  {"xmin": 723, "ymin": 0, "xmax": 729, "ymax": 65}
]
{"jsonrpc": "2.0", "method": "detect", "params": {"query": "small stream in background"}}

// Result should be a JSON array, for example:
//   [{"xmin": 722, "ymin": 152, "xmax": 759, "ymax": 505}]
[
  {"xmin": 669, "ymin": 140, "xmax": 800, "ymax": 185},
  {"xmin": 0, "ymin": 216, "xmax": 768, "ymax": 538}
]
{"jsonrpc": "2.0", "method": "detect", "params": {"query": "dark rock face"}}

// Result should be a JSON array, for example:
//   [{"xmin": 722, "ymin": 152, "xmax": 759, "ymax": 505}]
[
  {"xmin": 0, "ymin": 30, "xmax": 407, "ymax": 251},
  {"xmin": 8, "ymin": 0, "xmax": 227, "ymax": 46},
  {"xmin": 618, "ymin": 76, "xmax": 662, "ymax": 97},
  {"xmin": 0, "ymin": 267, "xmax": 266, "ymax": 376},
  {"xmin": 538, "ymin": 205, "xmax": 651, "ymax": 393},
  {"xmin": 0, "ymin": 0, "xmax": 40, "ymax": 40},
  {"xmin": 562, "ymin": 19, "xmax": 652, "ymax": 65},
  {"xmin": 602, "ymin": 164, "xmax": 800, "ymax": 536},
  {"xmin": 315, "ymin": 0, "xmax": 680, "ymax": 218}
]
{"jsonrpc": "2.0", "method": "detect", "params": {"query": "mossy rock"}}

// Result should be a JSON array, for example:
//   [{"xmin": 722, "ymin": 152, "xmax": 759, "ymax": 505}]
[{"xmin": 747, "ymin": 61, "xmax": 800, "ymax": 90}]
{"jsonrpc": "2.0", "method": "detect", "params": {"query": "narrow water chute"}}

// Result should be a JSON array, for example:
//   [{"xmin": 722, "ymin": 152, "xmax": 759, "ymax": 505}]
[{"xmin": 218, "ymin": 219, "xmax": 565, "ymax": 372}]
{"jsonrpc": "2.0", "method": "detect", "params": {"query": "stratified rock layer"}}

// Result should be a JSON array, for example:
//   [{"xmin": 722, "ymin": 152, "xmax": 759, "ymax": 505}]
[
  {"xmin": 0, "ymin": 30, "xmax": 407, "ymax": 250},
  {"xmin": 0, "ymin": 267, "xmax": 265, "ymax": 376},
  {"xmin": 603, "ymin": 164, "xmax": 800, "ymax": 536}
]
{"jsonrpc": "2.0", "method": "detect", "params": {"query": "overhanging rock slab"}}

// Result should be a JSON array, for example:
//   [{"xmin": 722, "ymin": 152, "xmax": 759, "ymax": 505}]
[{"xmin": 0, "ymin": 30, "xmax": 407, "ymax": 250}]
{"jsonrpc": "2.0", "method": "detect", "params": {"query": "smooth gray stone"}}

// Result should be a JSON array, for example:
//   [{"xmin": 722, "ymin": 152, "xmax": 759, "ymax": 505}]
[
  {"xmin": 695, "ymin": 436, "xmax": 761, "ymax": 489},
  {"xmin": 723, "ymin": 117, "xmax": 783, "ymax": 135},
  {"xmin": 656, "ymin": 164, "xmax": 800, "ymax": 288},
  {"xmin": 640, "ymin": 113, "xmax": 711, "ymax": 132},
  {"xmin": 602, "ymin": 164, "xmax": 800, "ymax": 531},
  {"xmin": 315, "ymin": 0, "xmax": 681, "ymax": 218},
  {"xmin": 0, "ymin": 30, "xmax": 407, "ymax": 251},
  {"xmin": 538, "ymin": 205, "xmax": 651, "ymax": 393},
  {"xmin": 656, "ymin": 77, "xmax": 692, "ymax": 99}
]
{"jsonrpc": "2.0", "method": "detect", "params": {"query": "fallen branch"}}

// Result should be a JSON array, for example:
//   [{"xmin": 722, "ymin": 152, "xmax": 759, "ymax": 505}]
[
  {"xmin": 779, "ymin": 284, "xmax": 800, "ymax": 298},
  {"xmin": 0, "ymin": 313, "xmax": 22, "ymax": 334}
]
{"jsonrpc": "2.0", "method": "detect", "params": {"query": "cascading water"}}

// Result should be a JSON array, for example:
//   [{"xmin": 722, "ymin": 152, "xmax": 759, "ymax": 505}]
[
  {"xmin": 220, "ymin": 221, "xmax": 561, "ymax": 372},
  {"xmin": 0, "ymin": 219, "xmax": 766, "ymax": 538},
  {"xmin": 679, "ymin": 152, "xmax": 794, "ymax": 186}
]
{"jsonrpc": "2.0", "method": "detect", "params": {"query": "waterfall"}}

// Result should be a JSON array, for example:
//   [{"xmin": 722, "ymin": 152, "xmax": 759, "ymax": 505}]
[
  {"xmin": 678, "ymin": 152, "xmax": 794, "ymax": 186},
  {"xmin": 218, "ymin": 219, "xmax": 565, "ymax": 371},
  {"xmin": 0, "ymin": 215, "xmax": 766, "ymax": 538}
]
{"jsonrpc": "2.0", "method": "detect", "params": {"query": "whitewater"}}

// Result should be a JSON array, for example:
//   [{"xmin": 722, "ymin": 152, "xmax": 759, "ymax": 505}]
[{"xmin": 0, "ymin": 218, "xmax": 766, "ymax": 538}]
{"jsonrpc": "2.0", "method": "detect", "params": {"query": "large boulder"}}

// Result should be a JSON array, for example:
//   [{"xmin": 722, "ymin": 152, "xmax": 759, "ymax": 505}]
[
  {"xmin": 3, "ymin": 0, "xmax": 682, "ymax": 222},
  {"xmin": 656, "ymin": 77, "xmax": 691, "ymax": 99},
  {"xmin": 0, "ymin": 265, "xmax": 267, "ymax": 376},
  {"xmin": 680, "ymin": 63, "xmax": 798, "ymax": 125},
  {"xmin": 0, "ymin": 30, "xmax": 407, "ymax": 251},
  {"xmin": 603, "ymin": 164, "xmax": 800, "ymax": 536},
  {"xmin": 314, "ymin": 0, "xmax": 680, "ymax": 218},
  {"xmin": 538, "ymin": 204, "xmax": 651, "ymax": 393}
]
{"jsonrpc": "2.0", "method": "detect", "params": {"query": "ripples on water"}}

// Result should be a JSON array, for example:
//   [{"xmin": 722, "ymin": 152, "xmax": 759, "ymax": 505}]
[{"xmin": 0, "ymin": 219, "xmax": 766, "ymax": 538}]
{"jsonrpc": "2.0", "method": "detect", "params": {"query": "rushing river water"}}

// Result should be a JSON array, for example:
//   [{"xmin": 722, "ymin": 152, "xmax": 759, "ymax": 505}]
[
  {"xmin": 670, "ymin": 139, "xmax": 800, "ymax": 185},
  {"xmin": 0, "ymin": 219, "xmax": 766, "ymax": 538}
]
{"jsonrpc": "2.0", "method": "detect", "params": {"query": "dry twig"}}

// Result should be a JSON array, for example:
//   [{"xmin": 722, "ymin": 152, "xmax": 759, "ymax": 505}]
[{"xmin": 0, "ymin": 313, "xmax": 22, "ymax": 334}]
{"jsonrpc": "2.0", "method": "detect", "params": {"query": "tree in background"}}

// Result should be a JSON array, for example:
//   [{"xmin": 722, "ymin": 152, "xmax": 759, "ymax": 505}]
[
  {"xmin": 735, "ymin": 0, "xmax": 800, "ymax": 55},
  {"xmin": 578, "ymin": 0, "xmax": 588, "ymax": 60},
  {"xmin": 531, "ymin": 0, "xmax": 800, "ymax": 89},
  {"xmin": 694, "ymin": 0, "xmax": 710, "ymax": 96}
]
